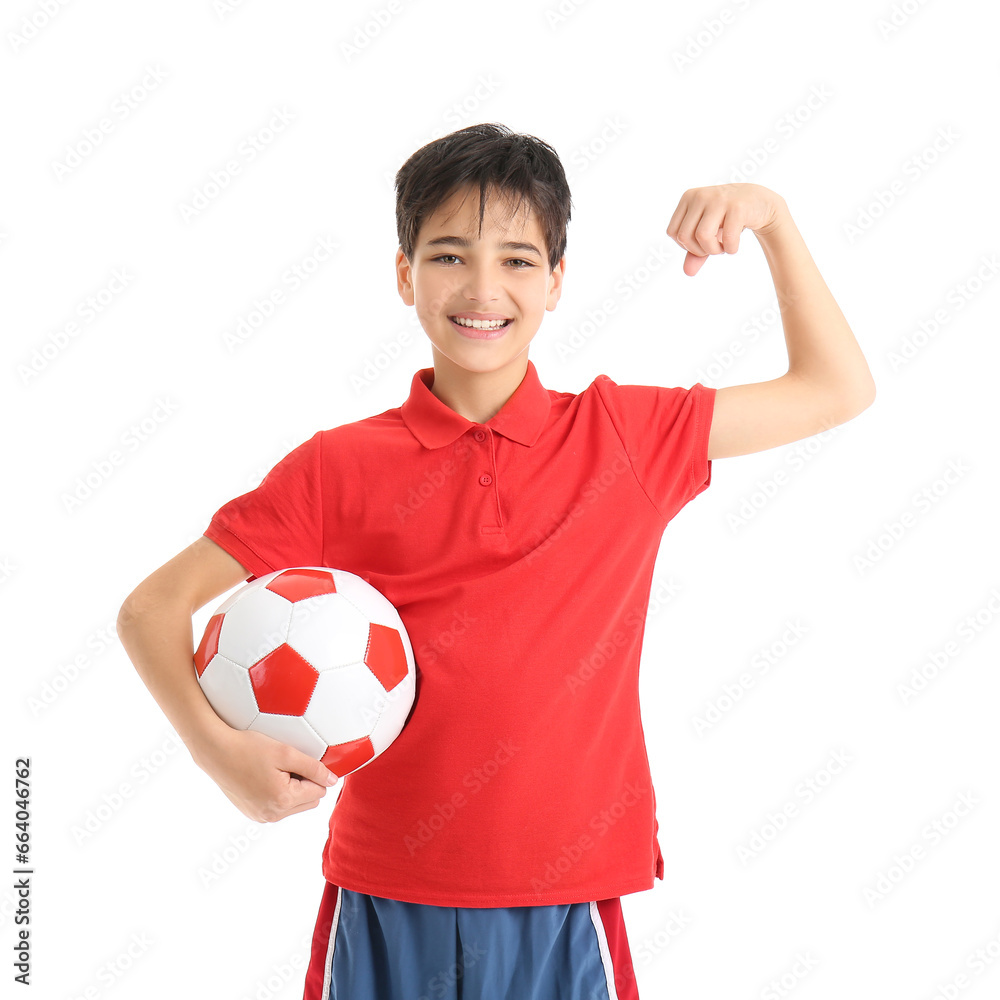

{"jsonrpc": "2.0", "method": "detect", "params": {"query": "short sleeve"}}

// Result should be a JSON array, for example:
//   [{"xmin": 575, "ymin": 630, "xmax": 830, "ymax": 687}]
[
  {"xmin": 594, "ymin": 376, "xmax": 716, "ymax": 523},
  {"xmin": 203, "ymin": 431, "xmax": 324, "ymax": 581}
]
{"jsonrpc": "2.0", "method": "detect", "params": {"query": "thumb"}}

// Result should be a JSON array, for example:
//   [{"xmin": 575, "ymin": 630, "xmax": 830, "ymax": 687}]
[
  {"xmin": 684, "ymin": 250, "xmax": 708, "ymax": 277},
  {"xmin": 295, "ymin": 754, "xmax": 338, "ymax": 787}
]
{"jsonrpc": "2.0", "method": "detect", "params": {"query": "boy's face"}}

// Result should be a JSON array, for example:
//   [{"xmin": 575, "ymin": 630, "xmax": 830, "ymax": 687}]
[{"xmin": 395, "ymin": 184, "xmax": 565, "ymax": 378}]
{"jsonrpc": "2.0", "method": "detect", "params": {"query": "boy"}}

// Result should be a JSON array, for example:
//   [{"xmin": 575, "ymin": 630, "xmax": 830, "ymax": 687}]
[{"xmin": 117, "ymin": 123, "xmax": 875, "ymax": 999}]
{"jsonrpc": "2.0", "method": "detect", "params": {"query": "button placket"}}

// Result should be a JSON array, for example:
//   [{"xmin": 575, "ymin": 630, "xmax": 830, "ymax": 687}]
[{"xmin": 473, "ymin": 426, "xmax": 503, "ymax": 531}]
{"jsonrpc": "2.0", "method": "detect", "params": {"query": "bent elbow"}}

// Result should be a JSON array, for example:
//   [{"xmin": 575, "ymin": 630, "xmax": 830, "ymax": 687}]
[{"xmin": 117, "ymin": 597, "xmax": 141, "ymax": 632}]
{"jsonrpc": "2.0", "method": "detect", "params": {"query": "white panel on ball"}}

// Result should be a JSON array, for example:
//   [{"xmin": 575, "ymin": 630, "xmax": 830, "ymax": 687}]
[
  {"xmin": 214, "ymin": 573, "xmax": 273, "ymax": 615},
  {"xmin": 330, "ymin": 570, "xmax": 399, "ymax": 627},
  {"xmin": 305, "ymin": 663, "xmax": 390, "ymax": 745},
  {"xmin": 286, "ymin": 593, "xmax": 371, "ymax": 671},
  {"xmin": 248, "ymin": 712, "xmax": 327, "ymax": 759},
  {"xmin": 199, "ymin": 655, "xmax": 258, "ymax": 730},
  {"xmin": 369, "ymin": 673, "xmax": 417, "ymax": 754},
  {"xmin": 218, "ymin": 587, "xmax": 293, "ymax": 667}
]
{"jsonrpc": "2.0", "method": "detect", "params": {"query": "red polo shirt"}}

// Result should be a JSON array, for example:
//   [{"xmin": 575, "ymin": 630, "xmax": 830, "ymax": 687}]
[{"xmin": 203, "ymin": 359, "xmax": 716, "ymax": 907}]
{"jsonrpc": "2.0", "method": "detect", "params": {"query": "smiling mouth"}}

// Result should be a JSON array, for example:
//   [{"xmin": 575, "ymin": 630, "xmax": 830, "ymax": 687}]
[
  {"xmin": 448, "ymin": 316, "xmax": 513, "ymax": 330},
  {"xmin": 447, "ymin": 315, "xmax": 513, "ymax": 340}
]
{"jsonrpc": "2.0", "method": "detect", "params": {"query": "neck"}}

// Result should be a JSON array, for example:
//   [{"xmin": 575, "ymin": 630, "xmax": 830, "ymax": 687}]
[{"xmin": 427, "ymin": 349, "xmax": 529, "ymax": 424}]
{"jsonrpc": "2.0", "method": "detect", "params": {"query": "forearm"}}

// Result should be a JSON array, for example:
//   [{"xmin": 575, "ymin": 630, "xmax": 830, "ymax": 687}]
[
  {"xmin": 756, "ymin": 204, "xmax": 876, "ymax": 410},
  {"xmin": 116, "ymin": 600, "xmax": 231, "ymax": 765}
]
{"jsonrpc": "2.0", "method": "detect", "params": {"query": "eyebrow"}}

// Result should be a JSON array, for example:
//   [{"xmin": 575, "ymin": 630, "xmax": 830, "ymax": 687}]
[{"xmin": 424, "ymin": 235, "xmax": 543, "ymax": 258}]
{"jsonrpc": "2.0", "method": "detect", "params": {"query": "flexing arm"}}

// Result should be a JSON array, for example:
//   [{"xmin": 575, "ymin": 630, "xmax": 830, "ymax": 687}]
[{"xmin": 665, "ymin": 184, "xmax": 876, "ymax": 461}]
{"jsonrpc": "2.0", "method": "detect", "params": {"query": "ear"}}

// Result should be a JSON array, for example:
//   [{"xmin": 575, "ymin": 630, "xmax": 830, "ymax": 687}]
[
  {"xmin": 395, "ymin": 247, "xmax": 414, "ymax": 306},
  {"xmin": 545, "ymin": 256, "xmax": 566, "ymax": 312}
]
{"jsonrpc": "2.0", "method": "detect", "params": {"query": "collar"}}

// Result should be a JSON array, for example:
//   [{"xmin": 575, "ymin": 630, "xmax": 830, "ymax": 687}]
[{"xmin": 400, "ymin": 359, "xmax": 551, "ymax": 449}]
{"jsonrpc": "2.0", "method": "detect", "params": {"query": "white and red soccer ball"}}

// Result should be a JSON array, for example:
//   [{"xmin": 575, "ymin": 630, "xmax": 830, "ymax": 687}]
[{"xmin": 193, "ymin": 566, "xmax": 416, "ymax": 779}]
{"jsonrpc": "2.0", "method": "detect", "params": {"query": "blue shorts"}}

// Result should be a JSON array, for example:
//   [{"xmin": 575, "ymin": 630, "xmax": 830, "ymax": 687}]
[{"xmin": 303, "ymin": 880, "xmax": 640, "ymax": 999}]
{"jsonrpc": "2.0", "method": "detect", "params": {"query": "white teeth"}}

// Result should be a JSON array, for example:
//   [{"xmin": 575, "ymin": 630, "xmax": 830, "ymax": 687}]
[{"xmin": 452, "ymin": 317, "xmax": 508, "ymax": 330}]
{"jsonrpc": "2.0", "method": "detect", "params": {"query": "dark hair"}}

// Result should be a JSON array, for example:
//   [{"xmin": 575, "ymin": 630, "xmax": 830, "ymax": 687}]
[{"xmin": 395, "ymin": 123, "xmax": 572, "ymax": 273}]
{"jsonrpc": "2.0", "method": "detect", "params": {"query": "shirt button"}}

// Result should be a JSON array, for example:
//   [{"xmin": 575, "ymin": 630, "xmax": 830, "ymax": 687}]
[
  {"xmin": 474, "ymin": 430, "xmax": 486, "ymax": 442},
  {"xmin": 479, "ymin": 474, "xmax": 493, "ymax": 486}
]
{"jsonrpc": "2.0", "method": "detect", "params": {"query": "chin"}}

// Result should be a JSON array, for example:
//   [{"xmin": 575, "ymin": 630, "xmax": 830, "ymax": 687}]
[
  {"xmin": 443, "ymin": 349, "xmax": 520, "ymax": 375},
  {"xmin": 457, "ymin": 357, "xmax": 514, "ymax": 374}
]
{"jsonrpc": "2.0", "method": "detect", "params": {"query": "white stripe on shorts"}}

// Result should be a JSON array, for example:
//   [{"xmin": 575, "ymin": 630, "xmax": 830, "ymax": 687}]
[
  {"xmin": 322, "ymin": 884, "xmax": 344, "ymax": 1000},
  {"xmin": 588, "ymin": 900, "xmax": 620, "ymax": 1000}
]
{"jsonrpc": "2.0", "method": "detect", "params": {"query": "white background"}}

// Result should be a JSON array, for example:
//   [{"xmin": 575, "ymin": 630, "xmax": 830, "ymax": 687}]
[{"xmin": 4, "ymin": 0, "xmax": 999, "ymax": 997}]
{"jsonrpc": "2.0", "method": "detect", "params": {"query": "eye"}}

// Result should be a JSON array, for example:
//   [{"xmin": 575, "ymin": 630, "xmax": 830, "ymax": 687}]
[{"xmin": 430, "ymin": 254, "xmax": 536, "ymax": 269}]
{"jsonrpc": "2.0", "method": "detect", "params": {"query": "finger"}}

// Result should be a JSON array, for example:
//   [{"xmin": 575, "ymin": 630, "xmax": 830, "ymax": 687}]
[
  {"xmin": 303, "ymin": 756, "xmax": 339, "ymax": 788},
  {"xmin": 692, "ymin": 210, "xmax": 727, "ymax": 256},
  {"xmin": 665, "ymin": 192, "xmax": 692, "ymax": 242},
  {"xmin": 719, "ymin": 216, "xmax": 743, "ymax": 255},
  {"xmin": 676, "ymin": 202, "xmax": 709, "ymax": 256},
  {"xmin": 282, "ymin": 749, "xmax": 338, "ymax": 789},
  {"xmin": 271, "ymin": 771, "xmax": 326, "ymax": 812},
  {"xmin": 284, "ymin": 798, "xmax": 323, "ymax": 817},
  {"xmin": 284, "ymin": 770, "xmax": 336, "ymax": 796},
  {"xmin": 260, "ymin": 797, "xmax": 323, "ymax": 823},
  {"xmin": 285, "ymin": 772, "xmax": 329, "ymax": 797},
  {"xmin": 666, "ymin": 195, "xmax": 704, "ymax": 258}
]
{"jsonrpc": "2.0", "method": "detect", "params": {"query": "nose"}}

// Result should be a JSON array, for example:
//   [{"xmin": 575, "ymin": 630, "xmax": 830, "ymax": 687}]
[{"xmin": 460, "ymin": 263, "xmax": 501, "ymax": 305}]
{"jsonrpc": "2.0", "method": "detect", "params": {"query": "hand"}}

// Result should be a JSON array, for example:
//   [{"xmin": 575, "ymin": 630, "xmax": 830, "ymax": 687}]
[
  {"xmin": 666, "ymin": 183, "xmax": 787, "ymax": 276},
  {"xmin": 191, "ymin": 726, "xmax": 338, "ymax": 824}
]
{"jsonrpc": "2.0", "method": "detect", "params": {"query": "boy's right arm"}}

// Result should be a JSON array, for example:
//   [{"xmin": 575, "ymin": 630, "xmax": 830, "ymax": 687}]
[{"xmin": 116, "ymin": 536, "xmax": 337, "ymax": 824}]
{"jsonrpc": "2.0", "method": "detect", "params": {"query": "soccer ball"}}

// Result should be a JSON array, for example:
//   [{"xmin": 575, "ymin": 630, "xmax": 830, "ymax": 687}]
[{"xmin": 193, "ymin": 566, "xmax": 416, "ymax": 779}]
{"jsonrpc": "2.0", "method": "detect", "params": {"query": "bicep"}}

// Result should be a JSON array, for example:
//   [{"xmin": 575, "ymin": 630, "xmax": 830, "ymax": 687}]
[
  {"xmin": 120, "ymin": 536, "xmax": 251, "ymax": 619},
  {"xmin": 706, "ymin": 372, "xmax": 860, "ymax": 460}
]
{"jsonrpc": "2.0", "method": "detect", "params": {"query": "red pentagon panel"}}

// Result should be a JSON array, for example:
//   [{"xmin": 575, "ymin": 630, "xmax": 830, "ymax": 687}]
[
  {"xmin": 365, "ymin": 623, "xmax": 409, "ymax": 691},
  {"xmin": 248, "ymin": 643, "xmax": 319, "ymax": 715},
  {"xmin": 266, "ymin": 568, "xmax": 337, "ymax": 603},
  {"xmin": 193, "ymin": 613, "xmax": 225, "ymax": 677},
  {"xmin": 321, "ymin": 737, "xmax": 375, "ymax": 777}
]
